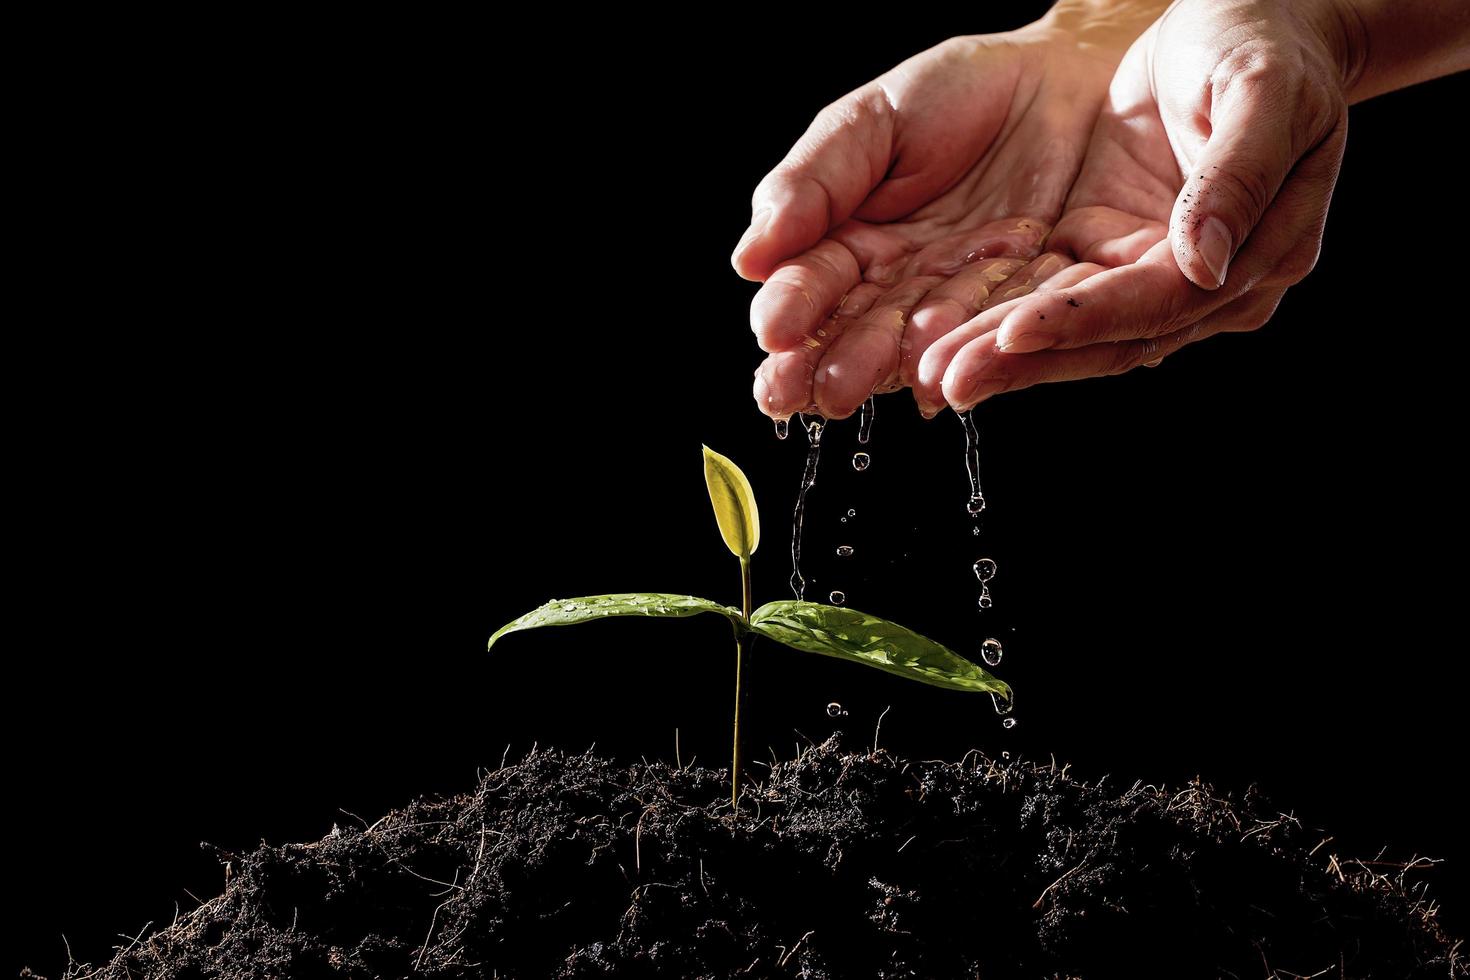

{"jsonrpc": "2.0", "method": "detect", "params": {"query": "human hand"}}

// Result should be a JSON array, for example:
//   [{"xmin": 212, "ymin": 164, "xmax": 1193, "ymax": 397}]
[
  {"xmin": 735, "ymin": 2, "xmax": 1167, "ymax": 421},
  {"xmin": 916, "ymin": 0, "xmax": 1356, "ymax": 411}
]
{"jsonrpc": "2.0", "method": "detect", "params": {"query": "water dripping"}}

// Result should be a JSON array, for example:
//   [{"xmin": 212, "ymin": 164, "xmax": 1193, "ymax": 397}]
[
  {"xmin": 852, "ymin": 452, "xmax": 871, "ymax": 472},
  {"xmin": 1001, "ymin": 718, "xmax": 1018, "ymax": 729},
  {"xmin": 977, "ymin": 589, "xmax": 993, "ymax": 611},
  {"xmin": 789, "ymin": 414, "xmax": 825, "ymax": 599},
  {"xmin": 774, "ymin": 417, "xmax": 789, "ymax": 440},
  {"xmin": 990, "ymin": 692, "xmax": 1013, "ymax": 716},
  {"xmin": 829, "ymin": 590, "xmax": 846, "ymax": 605},
  {"xmin": 973, "ymin": 558, "xmax": 997, "ymax": 583},
  {"xmin": 847, "ymin": 508, "xmax": 856, "ymax": 517},
  {"xmin": 826, "ymin": 702, "xmax": 848, "ymax": 718},
  {"xmin": 960, "ymin": 410, "xmax": 986, "ymax": 517},
  {"xmin": 836, "ymin": 545, "xmax": 854, "ymax": 558},
  {"xmin": 857, "ymin": 395, "xmax": 876, "ymax": 445},
  {"xmin": 980, "ymin": 638, "xmax": 1003, "ymax": 666}
]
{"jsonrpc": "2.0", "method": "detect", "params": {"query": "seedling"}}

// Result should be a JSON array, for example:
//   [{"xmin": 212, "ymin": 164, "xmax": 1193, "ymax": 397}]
[{"xmin": 489, "ymin": 445, "xmax": 1012, "ymax": 810}]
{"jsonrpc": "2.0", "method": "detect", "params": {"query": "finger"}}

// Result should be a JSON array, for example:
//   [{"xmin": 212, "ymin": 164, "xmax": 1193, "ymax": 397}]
[
  {"xmin": 994, "ymin": 239, "xmax": 1208, "ymax": 354},
  {"xmin": 946, "ymin": 289, "xmax": 1285, "ymax": 409},
  {"xmin": 902, "ymin": 257, "xmax": 1028, "ymax": 391},
  {"xmin": 752, "ymin": 284, "xmax": 886, "ymax": 418},
  {"xmin": 812, "ymin": 275, "xmax": 946, "ymax": 419},
  {"xmin": 1170, "ymin": 67, "xmax": 1342, "ymax": 290},
  {"xmin": 749, "ymin": 239, "xmax": 863, "ymax": 353},
  {"xmin": 732, "ymin": 86, "xmax": 895, "ymax": 282},
  {"xmin": 911, "ymin": 251, "xmax": 1073, "ymax": 414}
]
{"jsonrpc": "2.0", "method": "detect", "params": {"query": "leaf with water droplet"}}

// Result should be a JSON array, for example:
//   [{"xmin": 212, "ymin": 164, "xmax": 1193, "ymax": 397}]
[
  {"xmin": 749, "ymin": 600, "xmax": 1011, "ymax": 699},
  {"xmin": 489, "ymin": 594, "xmax": 746, "ymax": 650},
  {"xmin": 702, "ymin": 445, "xmax": 760, "ymax": 560}
]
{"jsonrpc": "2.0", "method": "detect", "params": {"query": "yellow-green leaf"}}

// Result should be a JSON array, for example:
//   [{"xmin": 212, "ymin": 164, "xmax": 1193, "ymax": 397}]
[{"xmin": 702, "ymin": 444, "xmax": 760, "ymax": 559}]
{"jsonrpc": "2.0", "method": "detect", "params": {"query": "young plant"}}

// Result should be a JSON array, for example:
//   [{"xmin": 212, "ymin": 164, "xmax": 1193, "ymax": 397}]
[{"xmin": 488, "ymin": 445, "xmax": 1012, "ymax": 810}]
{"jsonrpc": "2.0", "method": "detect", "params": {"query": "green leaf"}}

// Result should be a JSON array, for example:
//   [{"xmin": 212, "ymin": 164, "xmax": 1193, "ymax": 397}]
[
  {"xmin": 749, "ymin": 600, "xmax": 1011, "ymax": 699},
  {"xmin": 488, "ymin": 594, "xmax": 746, "ymax": 650},
  {"xmin": 702, "ymin": 444, "xmax": 760, "ymax": 559}
]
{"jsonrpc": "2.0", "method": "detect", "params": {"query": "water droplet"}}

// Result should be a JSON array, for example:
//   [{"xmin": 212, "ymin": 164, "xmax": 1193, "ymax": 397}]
[
  {"xmin": 972, "ymin": 526, "xmax": 981, "ymax": 536},
  {"xmin": 967, "ymin": 494, "xmax": 987, "ymax": 516},
  {"xmin": 836, "ymin": 545, "xmax": 854, "ymax": 558},
  {"xmin": 991, "ymin": 692, "xmax": 1013, "ymax": 716},
  {"xmin": 1001, "ymin": 718, "xmax": 1017, "ymax": 729},
  {"xmin": 774, "ymin": 417, "xmax": 789, "ymax": 440},
  {"xmin": 1001, "ymin": 750, "xmax": 1011, "ymax": 761},
  {"xmin": 973, "ymin": 559, "xmax": 997, "ymax": 583},
  {"xmin": 852, "ymin": 451, "xmax": 871, "ymax": 472},
  {"xmin": 857, "ymin": 396, "xmax": 876, "ymax": 445},
  {"xmin": 829, "ymin": 590, "xmax": 846, "ymax": 605},
  {"xmin": 840, "ymin": 517, "xmax": 847, "ymax": 523},
  {"xmin": 562, "ymin": 602, "xmax": 578, "ymax": 611},
  {"xmin": 977, "ymin": 592, "xmax": 993, "ymax": 611},
  {"xmin": 826, "ymin": 702, "xmax": 848, "ymax": 718},
  {"xmin": 980, "ymin": 638, "xmax": 1003, "ymax": 666},
  {"xmin": 847, "ymin": 508, "xmax": 856, "ymax": 517}
]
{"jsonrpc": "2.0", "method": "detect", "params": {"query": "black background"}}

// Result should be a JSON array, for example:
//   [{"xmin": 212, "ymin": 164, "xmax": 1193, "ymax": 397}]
[{"xmin": 11, "ymin": 10, "xmax": 1467, "ymax": 976}]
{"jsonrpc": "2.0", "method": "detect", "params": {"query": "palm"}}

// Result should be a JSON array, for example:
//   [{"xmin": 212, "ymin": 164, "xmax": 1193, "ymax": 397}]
[
  {"xmin": 747, "ymin": 28, "xmax": 1123, "ymax": 420},
  {"xmin": 912, "ymin": 2, "xmax": 1352, "ymax": 414}
]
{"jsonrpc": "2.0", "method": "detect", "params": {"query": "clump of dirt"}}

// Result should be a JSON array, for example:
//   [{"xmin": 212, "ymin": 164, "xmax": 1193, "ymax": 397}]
[{"xmin": 61, "ymin": 735, "xmax": 1464, "ymax": 979}]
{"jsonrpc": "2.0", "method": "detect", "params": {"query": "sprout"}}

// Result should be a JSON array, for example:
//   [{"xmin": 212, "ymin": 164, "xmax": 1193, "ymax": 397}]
[{"xmin": 489, "ymin": 446, "xmax": 1011, "ymax": 811}]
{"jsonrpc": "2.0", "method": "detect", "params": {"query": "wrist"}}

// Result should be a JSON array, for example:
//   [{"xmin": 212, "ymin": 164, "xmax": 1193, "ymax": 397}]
[
  {"xmin": 1033, "ymin": 0, "xmax": 1171, "ymax": 53},
  {"xmin": 1304, "ymin": 0, "xmax": 1372, "ymax": 102}
]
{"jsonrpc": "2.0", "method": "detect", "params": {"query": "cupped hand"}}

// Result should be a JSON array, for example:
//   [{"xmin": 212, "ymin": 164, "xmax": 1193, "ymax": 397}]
[
  {"xmin": 735, "ymin": 3, "xmax": 1165, "ymax": 420},
  {"xmin": 918, "ymin": 0, "xmax": 1354, "ymax": 412}
]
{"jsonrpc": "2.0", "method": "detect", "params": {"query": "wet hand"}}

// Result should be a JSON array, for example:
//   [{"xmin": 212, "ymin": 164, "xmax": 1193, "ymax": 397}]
[
  {"xmin": 916, "ymin": 0, "xmax": 1354, "ymax": 411},
  {"xmin": 735, "ymin": 2, "xmax": 1166, "ymax": 421}
]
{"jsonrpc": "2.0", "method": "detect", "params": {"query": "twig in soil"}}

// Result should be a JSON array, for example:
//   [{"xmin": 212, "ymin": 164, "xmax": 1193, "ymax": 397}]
[
  {"xmin": 634, "ymin": 804, "xmax": 657, "ymax": 874},
  {"xmin": 1033, "ymin": 860, "xmax": 1088, "ymax": 910},
  {"xmin": 776, "ymin": 930, "xmax": 814, "ymax": 968},
  {"xmin": 873, "ymin": 705, "xmax": 891, "ymax": 754}
]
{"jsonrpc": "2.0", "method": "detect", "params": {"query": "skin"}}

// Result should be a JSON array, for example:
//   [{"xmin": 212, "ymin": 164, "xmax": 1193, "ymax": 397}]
[
  {"xmin": 736, "ymin": 0, "xmax": 1470, "ymax": 418},
  {"xmin": 733, "ymin": 1, "xmax": 1170, "ymax": 420}
]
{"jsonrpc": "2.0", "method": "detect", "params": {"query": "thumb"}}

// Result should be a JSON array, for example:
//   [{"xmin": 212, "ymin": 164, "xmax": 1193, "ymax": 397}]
[
  {"xmin": 1170, "ymin": 81, "xmax": 1313, "ymax": 290},
  {"xmin": 732, "ymin": 86, "xmax": 894, "ymax": 282}
]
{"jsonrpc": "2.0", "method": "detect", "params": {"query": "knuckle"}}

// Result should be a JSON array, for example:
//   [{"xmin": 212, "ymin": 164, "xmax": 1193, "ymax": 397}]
[
  {"xmin": 1105, "ymin": 341, "xmax": 1149, "ymax": 377},
  {"xmin": 1275, "ymin": 242, "xmax": 1322, "ymax": 285}
]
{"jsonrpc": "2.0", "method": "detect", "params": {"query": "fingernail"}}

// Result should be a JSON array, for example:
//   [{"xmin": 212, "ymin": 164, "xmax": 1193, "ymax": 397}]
[
  {"xmin": 1198, "ymin": 216, "xmax": 1231, "ymax": 288},
  {"xmin": 996, "ymin": 330, "xmax": 1056, "ymax": 354},
  {"xmin": 996, "ymin": 308, "xmax": 1058, "ymax": 354},
  {"xmin": 733, "ymin": 207, "xmax": 773, "ymax": 265},
  {"xmin": 953, "ymin": 380, "xmax": 1005, "ymax": 413}
]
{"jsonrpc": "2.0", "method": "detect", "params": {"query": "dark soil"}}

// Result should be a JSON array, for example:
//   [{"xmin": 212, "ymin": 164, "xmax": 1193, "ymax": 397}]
[{"xmin": 60, "ymin": 735, "xmax": 1463, "ymax": 979}]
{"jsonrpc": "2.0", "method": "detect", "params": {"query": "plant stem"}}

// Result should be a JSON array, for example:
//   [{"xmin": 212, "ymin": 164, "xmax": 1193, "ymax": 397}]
[{"xmin": 731, "ymin": 556, "xmax": 753, "ymax": 811}]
